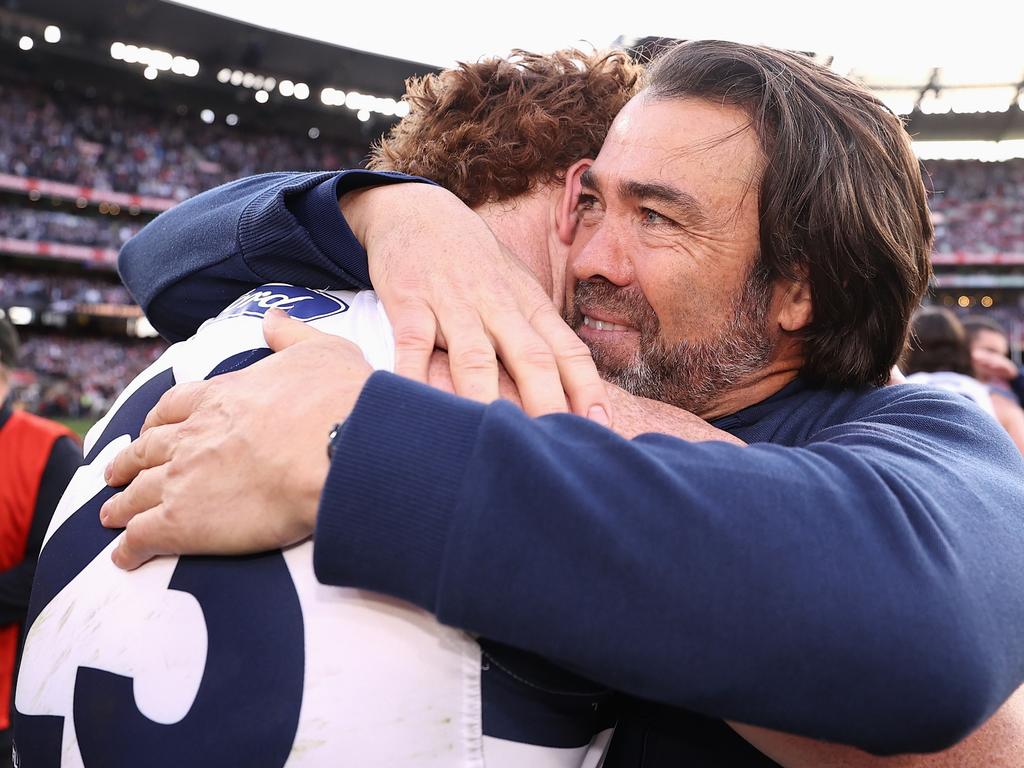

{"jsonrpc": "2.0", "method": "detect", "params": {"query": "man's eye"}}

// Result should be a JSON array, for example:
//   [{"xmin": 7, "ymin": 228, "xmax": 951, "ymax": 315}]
[
  {"xmin": 641, "ymin": 208, "xmax": 672, "ymax": 226},
  {"xmin": 577, "ymin": 193, "xmax": 599, "ymax": 210}
]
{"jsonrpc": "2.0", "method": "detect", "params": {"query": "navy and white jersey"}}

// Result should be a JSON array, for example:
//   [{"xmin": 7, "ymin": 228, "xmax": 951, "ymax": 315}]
[{"xmin": 14, "ymin": 284, "xmax": 613, "ymax": 767}]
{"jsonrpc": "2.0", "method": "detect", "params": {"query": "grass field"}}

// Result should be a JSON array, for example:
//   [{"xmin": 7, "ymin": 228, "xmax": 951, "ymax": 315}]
[{"xmin": 59, "ymin": 417, "xmax": 98, "ymax": 439}]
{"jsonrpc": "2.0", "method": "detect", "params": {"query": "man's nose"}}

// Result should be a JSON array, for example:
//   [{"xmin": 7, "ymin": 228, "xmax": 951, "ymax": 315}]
[{"xmin": 570, "ymin": 221, "xmax": 635, "ymax": 287}]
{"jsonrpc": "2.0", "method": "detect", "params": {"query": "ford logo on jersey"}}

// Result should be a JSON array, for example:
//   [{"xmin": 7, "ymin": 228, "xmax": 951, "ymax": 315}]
[{"xmin": 219, "ymin": 284, "xmax": 349, "ymax": 323}]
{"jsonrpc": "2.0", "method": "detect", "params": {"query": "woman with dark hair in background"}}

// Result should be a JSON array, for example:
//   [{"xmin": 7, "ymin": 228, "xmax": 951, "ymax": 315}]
[{"xmin": 905, "ymin": 306, "xmax": 1024, "ymax": 453}]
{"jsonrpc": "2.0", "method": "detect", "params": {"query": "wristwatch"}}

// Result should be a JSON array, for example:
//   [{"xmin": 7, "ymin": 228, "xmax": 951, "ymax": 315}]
[{"xmin": 327, "ymin": 421, "xmax": 345, "ymax": 460}]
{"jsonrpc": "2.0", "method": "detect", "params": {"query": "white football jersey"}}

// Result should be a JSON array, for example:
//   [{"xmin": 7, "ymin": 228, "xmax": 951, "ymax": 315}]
[{"xmin": 14, "ymin": 285, "xmax": 612, "ymax": 768}]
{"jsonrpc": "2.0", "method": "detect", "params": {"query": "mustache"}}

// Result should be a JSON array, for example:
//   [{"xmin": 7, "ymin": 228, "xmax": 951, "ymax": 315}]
[{"xmin": 569, "ymin": 279, "xmax": 660, "ymax": 336}]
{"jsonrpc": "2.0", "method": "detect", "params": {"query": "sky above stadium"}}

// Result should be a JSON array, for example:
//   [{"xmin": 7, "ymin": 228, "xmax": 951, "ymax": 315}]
[{"xmin": 174, "ymin": 0, "xmax": 1022, "ymax": 70}]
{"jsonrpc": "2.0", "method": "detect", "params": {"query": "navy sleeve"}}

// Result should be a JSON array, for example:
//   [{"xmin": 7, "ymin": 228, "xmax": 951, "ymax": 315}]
[
  {"xmin": 313, "ymin": 372, "xmax": 1024, "ymax": 755},
  {"xmin": 0, "ymin": 436, "xmax": 82, "ymax": 624},
  {"xmin": 118, "ymin": 170, "xmax": 433, "ymax": 341}
]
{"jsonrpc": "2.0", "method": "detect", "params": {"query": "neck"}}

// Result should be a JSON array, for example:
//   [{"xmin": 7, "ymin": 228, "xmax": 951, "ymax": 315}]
[
  {"xmin": 699, "ymin": 340, "xmax": 805, "ymax": 421},
  {"xmin": 474, "ymin": 187, "xmax": 565, "ymax": 309}
]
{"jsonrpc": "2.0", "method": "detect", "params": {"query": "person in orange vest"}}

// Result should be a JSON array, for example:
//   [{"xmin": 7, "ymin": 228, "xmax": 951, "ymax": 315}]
[{"xmin": 0, "ymin": 318, "xmax": 80, "ymax": 768}]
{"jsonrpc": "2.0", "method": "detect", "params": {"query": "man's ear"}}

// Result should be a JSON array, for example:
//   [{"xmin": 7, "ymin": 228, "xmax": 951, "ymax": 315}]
[
  {"xmin": 556, "ymin": 159, "xmax": 593, "ymax": 245},
  {"xmin": 777, "ymin": 278, "xmax": 813, "ymax": 333}
]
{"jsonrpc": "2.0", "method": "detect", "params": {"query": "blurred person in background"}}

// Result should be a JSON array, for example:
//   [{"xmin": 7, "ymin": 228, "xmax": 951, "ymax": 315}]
[
  {"xmin": 963, "ymin": 314, "xmax": 1024, "ymax": 405},
  {"xmin": 0, "ymin": 318, "xmax": 80, "ymax": 768},
  {"xmin": 905, "ymin": 307, "xmax": 1024, "ymax": 453}
]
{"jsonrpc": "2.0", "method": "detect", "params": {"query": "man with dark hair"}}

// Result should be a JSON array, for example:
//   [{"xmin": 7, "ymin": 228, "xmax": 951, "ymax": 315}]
[
  {"xmin": 0, "ymin": 318, "xmax": 80, "ymax": 768},
  {"xmin": 104, "ymin": 40, "xmax": 1024, "ymax": 763}
]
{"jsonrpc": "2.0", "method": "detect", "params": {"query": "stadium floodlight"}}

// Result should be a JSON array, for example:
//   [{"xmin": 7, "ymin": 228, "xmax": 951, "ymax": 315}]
[
  {"xmin": 294, "ymin": 83, "xmax": 310, "ymax": 100},
  {"xmin": 217, "ymin": 68, "xmax": 231, "ymax": 83},
  {"xmin": 122, "ymin": 45, "xmax": 139, "ymax": 64},
  {"xmin": 278, "ymin": 80, "xmax": 295, "ymax": 97},
  {"xmin": 308, "ymin": 127, "xmax": 320, "ymax": 139},
  {"xmin": 8, "ymin": 307, "xmax": 33, "ymax": 326},
  {"xmin": 200, "ymin": 109, "xmax": 215, "ymax": 124},
  {"xmin": 43, "ymin": 25, "xmax": 61, "ymax": 44},
  {"xmin": 255, "ymin": 90, "xmax": 269, "ymax": 104},
  {"xmin": 144, "ymin": 66, "xmax": 158, "ymax": 81},
  {"xmin": 230, "ymin": 70, "xmax": 243, "ymax": 86},
  {"xmin": 395, "ymin": 101, "xmax": 411, "ymax": 118},
  {"xmin": 18, "ymin": 36, "xmax": 33, "ymax": 51},
  {"xmin": 242, "ymin": 72, "xmax": 256, "ymax": 88},
  {"xmin": 263, "ymin": 77, "xmax": 276, "ymax": 92},
  {"xmin": 357, "ymin": 109, "xmax": 370, "ymax": 122},
  {"xmin": 226, "ymin": 113, "xmax": 239, "ymax": 126},
  {"xmin": 110, "ymin": 42, "xmax": 125, "ymax": 60}
]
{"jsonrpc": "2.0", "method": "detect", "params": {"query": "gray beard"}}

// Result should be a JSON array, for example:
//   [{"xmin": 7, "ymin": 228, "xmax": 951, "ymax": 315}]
[{"xmin": 568, "ymin": 265, "xmax": 776, "ymax": 414}]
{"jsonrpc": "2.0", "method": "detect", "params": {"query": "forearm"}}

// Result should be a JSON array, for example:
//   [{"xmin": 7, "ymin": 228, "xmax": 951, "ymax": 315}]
[
  {"xmin": 314, "ymin": 373, "xmax": 1024, "ymax": 753},
  {"xmin": 119, "ymin": 170, "xmax": 431, "ymax": 341}
]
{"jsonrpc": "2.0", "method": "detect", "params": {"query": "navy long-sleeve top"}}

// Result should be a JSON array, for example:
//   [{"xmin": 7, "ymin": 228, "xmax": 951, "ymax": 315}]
[{"xmin": 120, "ymin": 170, "xmax": 1024, "ymax": 759}]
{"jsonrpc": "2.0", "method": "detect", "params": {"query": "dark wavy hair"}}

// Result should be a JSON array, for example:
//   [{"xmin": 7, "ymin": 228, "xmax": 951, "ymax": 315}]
[
  {"xmin": 368, "ymin": 48, "xmax": 643, "ymax": 207},
  {"xmin": 648, "ymin": 40, "xmax": 934, "ymax": 388}
]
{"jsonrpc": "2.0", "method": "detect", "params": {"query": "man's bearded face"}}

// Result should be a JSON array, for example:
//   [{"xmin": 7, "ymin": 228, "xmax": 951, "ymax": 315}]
[{"xmin": 566, "ymin": 263, "xmax": 776, "ymax": 415}]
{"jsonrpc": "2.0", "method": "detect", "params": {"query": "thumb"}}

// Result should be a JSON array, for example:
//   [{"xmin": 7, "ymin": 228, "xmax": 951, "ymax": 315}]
[{"xmin": 263, "ymin": 308, "xmax": 326, "ymax": 351}]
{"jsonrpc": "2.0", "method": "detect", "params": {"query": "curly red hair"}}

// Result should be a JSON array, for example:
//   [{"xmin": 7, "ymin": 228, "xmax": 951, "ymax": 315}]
[{"xmin": 368, "ymin": 48, "xmax": 642, "ymax": 207}]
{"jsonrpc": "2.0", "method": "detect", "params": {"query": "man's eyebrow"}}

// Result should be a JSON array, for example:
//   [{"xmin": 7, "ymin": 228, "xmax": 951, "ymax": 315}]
[{"xmin": 619, "ymin": 179, "xmax": 709, "ymax": 226}]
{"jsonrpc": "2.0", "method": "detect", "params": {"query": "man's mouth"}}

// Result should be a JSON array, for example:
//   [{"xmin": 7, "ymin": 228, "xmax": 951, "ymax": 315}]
[{"xmin": 580, "ymin": 311, "xmax": 637, "ymax": 333}]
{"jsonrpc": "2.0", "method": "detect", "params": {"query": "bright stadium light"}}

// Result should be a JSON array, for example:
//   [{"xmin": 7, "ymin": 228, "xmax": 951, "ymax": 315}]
[
  {"xmin": 43, "ymin": 25, "xmax": 61, "ymax": 44},
  {"xmin": 357, "ymin": 109, "xmax": 370, "ymax": 122},
  {"xmin": 226, "ymin": 113, "xmax": 239, "ymax": 126},
  {"xmin": 242, "ymin": 72, "xmax": 256, "ymax": 88},
  {"xmin": 255, "ymin": 89, "xmax": 269, "ymax": 103},
  {"xmin": 308, "ymin": 127, "xmax": 320, "ymax": 139},
  {"xmin": 110, "ymin": 42, "xmax": 125, "ymax": 59},
  {"xmin": 294, "ymin": 82, "xmax": 309, "ymax": 100},
  {"xmin": 230, "ymin": 70, "xmax": 243, "ymax": 86},
  {"xmin": 18, "ymin": 36, "xmax": 33, "ymax": 51},
  {"xmin": 8, "ymin": 307, "xmax": 33, "ymax": 325},
  {"xmin": 144, "ymin": 66, "xmax": 158, "ymax": 80},
  {"xmin": 913, "ymin": 139, "xmax": 1024, "ymax": 161},
  {"xmin": 217, "ymin": 67, "xmax": 231, "ymax": 83},
  {"xmin": 200, "ymin": 108, "xmax": 215, "ymax": 124},
  {"xmin": 278, "ymin": 80, "xmax": 294, "ymax": 97},
  {"xmin": 395, "ymin": 101, "xmax": 411, "ymax": 118},
  {"xmin": 263, "ymin": 77, "xmax": 276, "ymax": 91}
]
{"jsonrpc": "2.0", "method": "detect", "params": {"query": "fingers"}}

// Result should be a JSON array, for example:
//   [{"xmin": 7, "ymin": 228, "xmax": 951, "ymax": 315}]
[
  {"xmin": 110, "ymin": 508, "xmax": 173, "ymax": 571},
  {"xmin": 105, "ymin": 423, "xmax": 177, "ymax": 487},
  {"xmin": 263, "ymin": 309, "xmax": 327, "ymax": 350},
  {"xmin": 100, "ymin": 464, "xmax": 168, "ymax": 529},
  {"xmin": 390, "ymin": 297, "xmax": 439, "ymax": 384},
  {"xmin": 438, "ymin": 305, "xmax": 500, "ymax": 403},
  {"xmin": 528, "ymin": 302, "xmax": 611, "ymax": 424},
  {"xmin": 141, "ymin": 381, "xmax": 209, "ymax": 434},
  {"xmin": 490, "ymin": 307, "xmax": 567, "ymax": 416}
]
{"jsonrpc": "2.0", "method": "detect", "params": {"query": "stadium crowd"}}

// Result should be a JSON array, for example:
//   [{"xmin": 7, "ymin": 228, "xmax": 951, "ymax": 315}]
[
  {"xmin": 0, "ymin": 271, "xmax": 133, "ymax": 310},
  {"xmin": 0, "ymin": 204, "xmax": 141, "ymax": 250},
  {"xmin": 14, "ymin": 335, "xmax": 164, "ymax": 419},
  {"xmin": 927, "ymin": 158, "xmax": 1024, "ymax": 254},
  {"xmin": 0, "ymin": 80, "xmax": 365, "ymax": 201}
]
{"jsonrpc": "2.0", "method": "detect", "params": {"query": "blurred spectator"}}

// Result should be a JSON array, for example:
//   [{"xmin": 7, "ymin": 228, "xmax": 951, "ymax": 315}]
[
  {"xmin": 0, "ymin": 318, "xmax": 81, "ymax": 767},
  {"xmin": 0, "ymin": 81, "xmax": 365, "ymax": 201},
  {"xmin": 0, "ymin": 271, "xmax": 133, "ymax": 311},
  {"xmin": 16, "ymin": 336, "xmax": 165, "ymax": 419},
  {"xmin": 905, "ymin": 307, "xmax": 1024, "ymax": 453},
  {"xmin": 963, "ymin": 314, "xmax": 1024, "ymax": 405},
  {"xmin": 0, "ymin": 205, "xmax": 141, "ymax": 250}
]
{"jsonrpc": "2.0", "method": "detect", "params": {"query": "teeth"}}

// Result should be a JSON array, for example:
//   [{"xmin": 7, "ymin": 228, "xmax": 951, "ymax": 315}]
[{"xmin": 583, "ymin": 315, "xmax": 631, "ymax": 332}]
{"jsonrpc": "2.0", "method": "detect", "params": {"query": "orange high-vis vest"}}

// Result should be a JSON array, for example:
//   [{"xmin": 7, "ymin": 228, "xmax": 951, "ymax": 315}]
[{"xmin": 0, "ymin": 409, "xmax": 74, "ymax": 730}]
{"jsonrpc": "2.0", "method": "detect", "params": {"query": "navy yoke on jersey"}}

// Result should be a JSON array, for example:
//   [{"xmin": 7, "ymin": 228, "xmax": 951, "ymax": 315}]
[{"xmin": 118, "ymin": 170, "xmax": 1024, "ymax": 763}]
